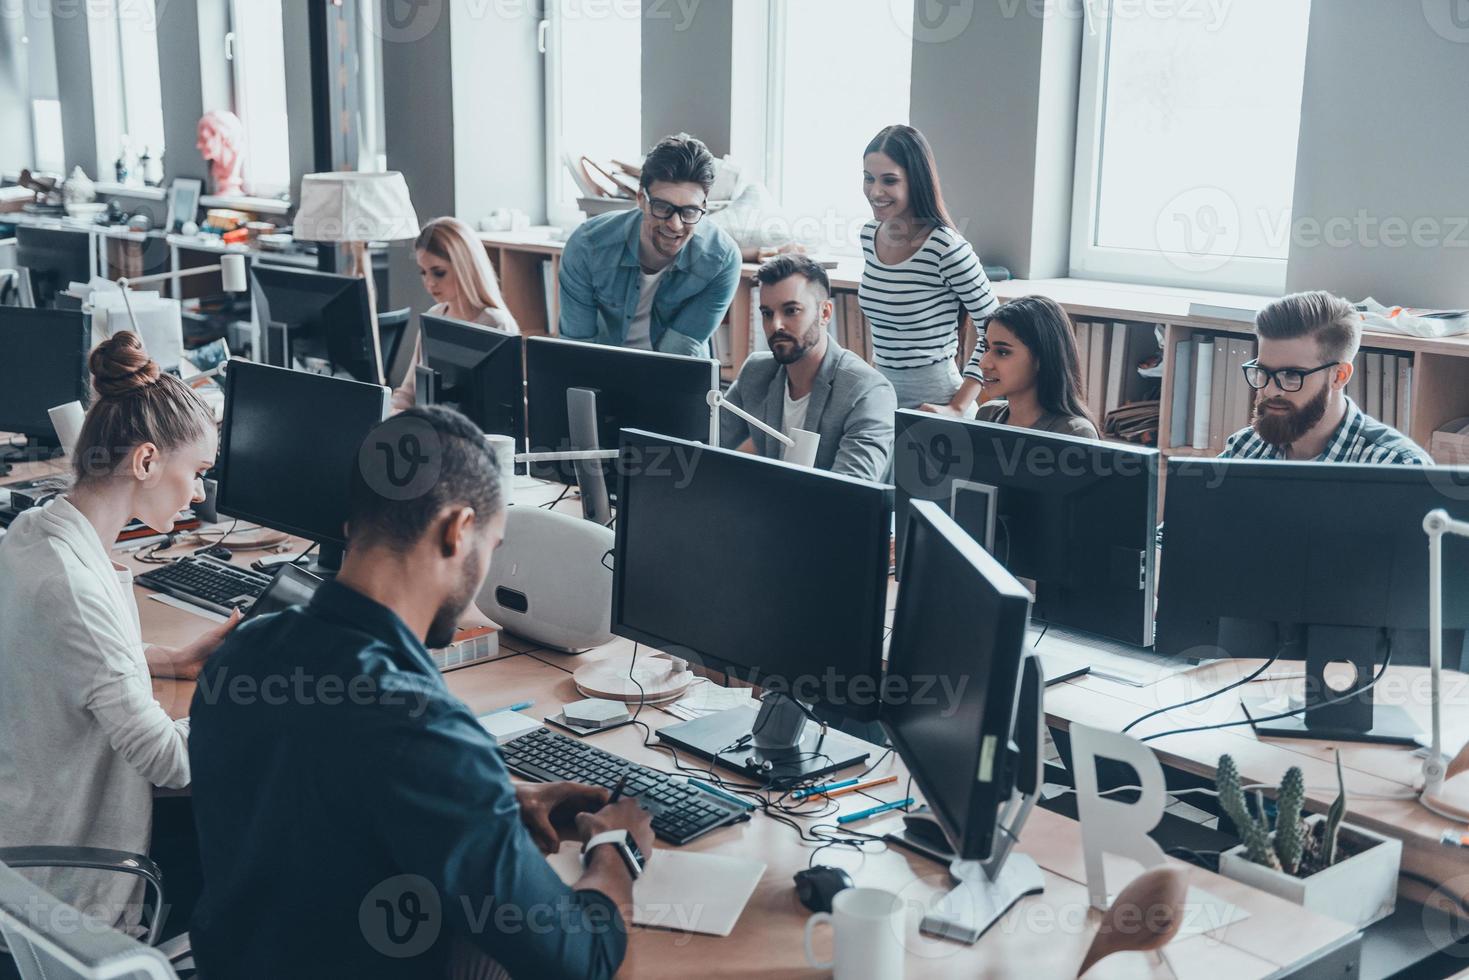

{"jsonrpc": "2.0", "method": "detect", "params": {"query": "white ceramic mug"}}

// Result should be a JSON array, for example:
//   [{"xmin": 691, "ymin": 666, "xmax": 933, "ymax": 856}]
[
  {"xmin": 485, "ymin": 434, "xmax": 516, "ymax": 497},
  {"xmin": 803, "ymin": 887, "xmax": 906, "ymax": 979},
  {"xmin": 47, "ymin": 401, "xmax": 85, "ymax": 456},
  {"xmin": 784, "ymin": 427, "xmax": 821, "ymax": 468}
]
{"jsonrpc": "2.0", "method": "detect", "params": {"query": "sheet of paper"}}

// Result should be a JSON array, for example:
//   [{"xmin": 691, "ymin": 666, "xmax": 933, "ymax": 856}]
[{"xmin": 546, "ymin": 845, "xmax": 765, "ymax": 937}]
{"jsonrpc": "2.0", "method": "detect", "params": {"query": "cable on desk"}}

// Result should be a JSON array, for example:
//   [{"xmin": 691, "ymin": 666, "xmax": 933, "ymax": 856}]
[
  {"xmin": 1139, "ymin": 642, "xmax": 1392, "ymax": 744},
  {"xmin": 540, "ymin": 485, "xmax": 573, "ymax": 510},
  {"xmin": 1122, "ymin": 651, "xmax": 1282, "ymax": 735}
]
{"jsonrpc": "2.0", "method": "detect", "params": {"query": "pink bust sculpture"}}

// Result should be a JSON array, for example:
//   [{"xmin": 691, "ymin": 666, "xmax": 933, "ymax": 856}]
[{"xmin": 196, "ymin": 110, "xmax": 246, "ymax": 196}]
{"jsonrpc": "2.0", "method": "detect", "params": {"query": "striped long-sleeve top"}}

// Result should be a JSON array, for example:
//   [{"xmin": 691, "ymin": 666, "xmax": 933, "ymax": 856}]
[{"xmin": 857, "ymin": 220, "xmax": 1000, "ymax": 380}]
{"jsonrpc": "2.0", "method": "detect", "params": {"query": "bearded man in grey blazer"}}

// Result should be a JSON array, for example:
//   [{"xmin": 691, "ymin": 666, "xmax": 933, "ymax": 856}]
[{"xmin": 720, "ymin": 255, "xmax": 896, "ymax": 482}]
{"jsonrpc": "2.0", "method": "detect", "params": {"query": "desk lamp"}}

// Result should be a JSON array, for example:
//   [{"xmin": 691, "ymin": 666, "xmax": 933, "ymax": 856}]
[
  {"xmin": 706, "ymin": 390, "xmax": 819, "ymax": 468},
  {"xmin": 1421, "ymin": 508, "xmax": 1469, "ymax": 822},
  {"xmin": 115, "ymin": 251, "xmax": 248, "ymax": 339},
  {"xmin": 293, "ymin": 172, "xmax": 420, "ymax": 386}
]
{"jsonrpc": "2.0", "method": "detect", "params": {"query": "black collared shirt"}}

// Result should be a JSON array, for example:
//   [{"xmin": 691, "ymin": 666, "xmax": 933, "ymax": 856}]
[{"xmin": 188, "ymin": 580, "xmax": 626, "ymax": 979}]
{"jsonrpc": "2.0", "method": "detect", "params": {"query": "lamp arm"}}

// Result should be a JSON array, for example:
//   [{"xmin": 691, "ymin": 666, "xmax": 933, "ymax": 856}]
[
  {"xmin": 117, "ymin": 264, "xmax": 226, "ymax": 289},
  {"xmin": 706, "ymin": 389, "xmax": 795, "ymax": 449},
  {"xmin": 1423, "ymin": 509, "xmax": 1469, "ymax": 798},
  {"xmin": 515, "ymin": 450, "xmax": 620, "ymax": 464}
]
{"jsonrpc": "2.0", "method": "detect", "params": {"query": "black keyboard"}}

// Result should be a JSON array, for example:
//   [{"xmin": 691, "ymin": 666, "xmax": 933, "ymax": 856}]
[
  {"xmin": 136, "ymin": 556, "xmax": 272, "ymax": 616},
  {"xmin": 500, "ymin": 728, "xmax": 751, "ymax": 846}
]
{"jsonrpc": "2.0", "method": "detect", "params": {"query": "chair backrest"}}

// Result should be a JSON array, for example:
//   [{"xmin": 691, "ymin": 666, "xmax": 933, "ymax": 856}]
[{"xmin": 0, "ymin": 862, "xmax": 175, "ymax": 980}]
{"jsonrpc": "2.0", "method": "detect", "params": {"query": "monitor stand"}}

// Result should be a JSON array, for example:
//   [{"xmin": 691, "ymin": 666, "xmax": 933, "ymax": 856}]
[
  {"xmin": 920, "ymin": 654, "xmax": 1046, "ymax": 945},
  {"xmin": 655, "ymin": 693, "xmax": 876, "ymax": 786},
  {"xmin": 1243, "ymin": 623, "xmax": 1419, "ymax": 746},
  {"xmin": 566, "ymin": 386, "xmax": 610, "ymax": 524},
  {"xmin": 274, "ymin": 541, "xmax": 344, "ymax": 578}
]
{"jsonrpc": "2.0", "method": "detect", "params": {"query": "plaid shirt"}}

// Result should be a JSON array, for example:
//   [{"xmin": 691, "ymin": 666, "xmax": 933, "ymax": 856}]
[{"xmin": 1218, "ymin": 397, "xmax": 1432, "ymax": 464}]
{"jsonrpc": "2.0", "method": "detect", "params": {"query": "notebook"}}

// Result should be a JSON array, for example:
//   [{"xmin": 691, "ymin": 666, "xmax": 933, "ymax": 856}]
[{"xmin": 546, "ymin": 845, "xmax": 765, "ymax": 937}]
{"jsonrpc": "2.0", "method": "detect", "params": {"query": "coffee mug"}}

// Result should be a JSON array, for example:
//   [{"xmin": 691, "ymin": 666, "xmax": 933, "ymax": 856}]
[{"xmin": 803, "ymin": 886, "xmax": 906, "ymax": 979}]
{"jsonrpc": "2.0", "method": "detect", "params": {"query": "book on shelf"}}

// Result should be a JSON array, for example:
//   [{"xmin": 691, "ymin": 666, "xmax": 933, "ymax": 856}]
[
  {"xmin": 1398, "ymin": 359, "xmax": 1414, "ymax": 431},
  {"xmin": 1170, "ymin": 339, "xmax": 1194, "ymax": 449},
  {"xmin": 1381, "ymin": 355, "xmax": 1398, "ymax": 429},
  {"xmin": 1105, "ymin": 322, "xmax": 1128, "ymax": 414},
  {"xmin": 1087, "ymin": 322, "xmax": 1109, "ymax": 425},
  {"xmin": 1191, "ymin": 336, "xmax": 1215, "ymax": 450},
  {"xmin": 1363, "ymin": 352, "xmax": 1384, "ymax": 419},
  {"xmin": 1206, "ymin": 335, "xmax": 1230, "ymax": 450},
  {"xmin": 1076, "ymin": 319, "xmax": 1092, "ymax": 393}
]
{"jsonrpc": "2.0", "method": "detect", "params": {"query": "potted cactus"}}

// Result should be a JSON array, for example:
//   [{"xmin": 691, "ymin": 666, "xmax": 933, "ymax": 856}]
[{"xmin": 1215, "ymin": 751, "xmax": 1401, "ymax": 928}]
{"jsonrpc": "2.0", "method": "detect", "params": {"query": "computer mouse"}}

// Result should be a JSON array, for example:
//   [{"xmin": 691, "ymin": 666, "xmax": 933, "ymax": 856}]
[
  {"xmin": 793, "ymin": 865, "xmax": 853, "ymax": 914},
  {"xmin": 196, "ymin": 544, "xmax": 233, "ymax": 562}
]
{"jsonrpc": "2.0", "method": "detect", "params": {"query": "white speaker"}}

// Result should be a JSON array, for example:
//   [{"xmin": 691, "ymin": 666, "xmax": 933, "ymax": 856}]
[{"xmin": 476, "ymin": 505, "xmax": 615, "ymax": 652}]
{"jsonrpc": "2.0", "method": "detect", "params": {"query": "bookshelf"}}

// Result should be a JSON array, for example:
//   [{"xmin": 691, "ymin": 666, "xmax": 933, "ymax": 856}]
[{"xmin": 475, "ymin": 233, "xmax": 1469, "ymax": 477}]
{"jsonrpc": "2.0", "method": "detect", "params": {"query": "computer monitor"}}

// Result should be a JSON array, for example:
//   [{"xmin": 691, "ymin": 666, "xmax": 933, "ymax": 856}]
[
  {"xmin": 879, "ymin": 499, "xmax": 1044, "ymax": 944},
  {"xmin": 16, "ymin": 226, "xmax": 91, "ymax": 308},
  {"xmin": 250, "ymin": 266, "xmax": 405, "ymax": 385},
  {"xmin": 893, "ymin": 409, "xmax": 1159, "ymax": 647},
  {"xmin": 216, "ymin": 361, "xmax": 389, "ymax": 574},
  {"xmin": 525, "ymin": 337, "xmax": 718, "ymax": 488},
  {"xmin": 417, "ymin": 313, "xmax": 525, "ymax": 451},
  {"xmin": 1158, "ymin": 458, "xmax": 1469, "ymax": 744},
  {"xmin": 612, "ymin": 429, "xmax": 891, "ymax": 783},
  {"xmin": 0, "ymin": 307, "xmax": 91, "ymax": 467}
]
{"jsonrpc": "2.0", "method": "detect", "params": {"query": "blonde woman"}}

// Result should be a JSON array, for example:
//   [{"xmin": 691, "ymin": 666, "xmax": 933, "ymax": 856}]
[{"xmin": 391, "ymin": 217, "xmax": 520, "ymax": 411}]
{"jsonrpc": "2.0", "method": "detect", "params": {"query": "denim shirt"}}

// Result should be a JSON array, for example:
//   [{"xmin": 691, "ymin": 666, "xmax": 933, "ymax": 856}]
[
  {"xmin": 557, "ymin": 208, "xmax": 742, "ymax": 356},
  {"xmin": 188, "ymin": 580, "xmax": 627, "ymax": 980}
]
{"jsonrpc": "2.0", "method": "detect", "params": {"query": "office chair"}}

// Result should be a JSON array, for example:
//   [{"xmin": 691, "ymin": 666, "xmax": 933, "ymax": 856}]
[{"xmin": 0, "ymin": 850, "xmax": 192, "ymax": 979}]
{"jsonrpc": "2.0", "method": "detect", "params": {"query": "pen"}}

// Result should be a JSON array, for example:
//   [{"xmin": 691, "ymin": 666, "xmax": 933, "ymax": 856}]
[
  {"xmin": 792, "ymin": 777, "xmax": 859, "ymax": 801},
  {"xmin": 823, "ymin": 776, "xmax": 898, "ymax": 800},
  {"xmin": 690, "ymin": 778, "xmax": 757, "ymax": 811},
  {"xmin": 608, "ymin": 772, "xmax": 629, "ymax": 805},
  {"xmin": 836, "ymin": 798, "xmax": 915, "ymax": 826},
  {"xmin": 489, "ymin": 700, "xmax": 534, "ymax": 714}
]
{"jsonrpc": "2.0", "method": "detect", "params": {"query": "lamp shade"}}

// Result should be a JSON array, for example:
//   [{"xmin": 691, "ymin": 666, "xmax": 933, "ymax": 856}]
[{"xmin": 293, "ymin": 171, "xmax": 420, "ymax": 242}]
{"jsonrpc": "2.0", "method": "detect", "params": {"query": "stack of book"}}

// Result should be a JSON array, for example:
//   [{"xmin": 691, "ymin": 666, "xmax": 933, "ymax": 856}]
[
  {"xmin": 829, "ymin": 293, "xmax": 873, "ymax": 365},
  {"xmin": 1168, "ymin": 333, "xmax": 1259, "ymax": 451},
  {"xmin": 1346, "ymin": 349, "xmax": 1414, "ymax": 432},
  {"xmin": 1072, "ymin": 320, "xmax": 1163, "ymax": 434}
]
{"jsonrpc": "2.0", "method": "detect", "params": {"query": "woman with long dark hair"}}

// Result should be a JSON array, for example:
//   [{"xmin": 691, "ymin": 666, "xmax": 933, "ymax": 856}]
[
  {"xmin": 858, "ymin": 124, "xmax": 999, "ymax": 412},
  {"xmin": 972, "ymin": 295, "xmax": 1099, "ymax": 438}
]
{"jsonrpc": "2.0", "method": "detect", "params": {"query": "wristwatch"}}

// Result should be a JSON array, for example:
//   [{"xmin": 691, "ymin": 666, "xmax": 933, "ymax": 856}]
[{"xmin": 581, "ymin": 829, "xmax": 645, "ymax": 881}]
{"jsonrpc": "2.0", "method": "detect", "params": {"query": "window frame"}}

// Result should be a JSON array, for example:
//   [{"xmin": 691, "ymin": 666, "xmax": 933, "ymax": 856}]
[
  {"xmin": 225, "ymin": 0, "xmax": 292, "ymax": 199},
  {"xmin": 1067, "ymin": 4, "xmax": 1295, "ymax": 295}
]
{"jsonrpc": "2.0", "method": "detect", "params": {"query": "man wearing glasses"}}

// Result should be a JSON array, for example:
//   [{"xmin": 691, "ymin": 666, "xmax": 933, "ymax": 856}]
[
  {"xmin": 1221, "ymin": 290, "xmax": 1430, "ymax": 464},
  {"xmin": 558, "ymin": 134, "xmax": 741, "ymax": 356}
]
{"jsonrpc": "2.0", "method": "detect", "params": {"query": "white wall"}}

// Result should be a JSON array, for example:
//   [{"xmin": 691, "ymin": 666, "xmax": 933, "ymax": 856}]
[{"xmin": 1286, "ymin": 0, "xmax": 1469, "ymax": 307}]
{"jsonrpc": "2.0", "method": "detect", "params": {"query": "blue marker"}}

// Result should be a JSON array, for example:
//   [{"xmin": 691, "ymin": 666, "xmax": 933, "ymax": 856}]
[
  {"xmin": 836, "ymin": 798, "xmax": 915, "ymax": 826},
  {"xmin": 690, "ymin": 778, "xmax": 757, "ymax": 811},
  {"xmin": 490, "ymin": 700, "xmax": 534, "ymax": 714},
  {"xmin": 792, "ymin": 778, "xmax": 859, "ymax": 801}
]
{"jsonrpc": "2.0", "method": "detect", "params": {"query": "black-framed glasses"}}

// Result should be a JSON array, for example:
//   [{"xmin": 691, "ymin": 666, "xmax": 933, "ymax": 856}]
[
  {"xmin": 1241, "ymin": 359, "xmax": 1339, "ymax": 392},
  {"xmin": 646, "ymin": 196, "xmax": 707, "ymax": 225}
]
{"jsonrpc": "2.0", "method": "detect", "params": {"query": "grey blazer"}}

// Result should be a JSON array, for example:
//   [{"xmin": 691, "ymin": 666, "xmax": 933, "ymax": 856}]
[{"xmin": 720, "ymin": 340, "xmax": 897, "ymax": 482}]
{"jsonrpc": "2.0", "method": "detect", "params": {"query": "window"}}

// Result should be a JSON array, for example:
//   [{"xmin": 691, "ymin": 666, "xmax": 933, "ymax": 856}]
[
  {"xmin": 227, "ymin": 0, "xmax": 291, "ymax": 197},
  {"xmin": 89, "ymin": 0, "xmax": 166, "ymax": 180},
  {"xmin": 31, "ymin": 100, "xmax": 65, "ymax": 175},
  {"xmin": 766, "ymin": 0, "xmax": 913, "ymax": 253},
  {"xmin": 544, "ymin": 0, "xmax": 642, "ymax": 227},
  {"xmin": 1070, "ymin": 0, "xmax": 1312, "ymax": 293}
]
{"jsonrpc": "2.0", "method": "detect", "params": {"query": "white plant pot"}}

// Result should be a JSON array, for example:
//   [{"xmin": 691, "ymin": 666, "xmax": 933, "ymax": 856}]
[{"xmin": 1218, "ymin": 815, "xmax": 1401, "ymax": 928}]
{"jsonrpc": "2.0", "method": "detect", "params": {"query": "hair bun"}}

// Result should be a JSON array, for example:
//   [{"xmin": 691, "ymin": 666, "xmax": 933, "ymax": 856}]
[{"xmin": 90, "ymin": 331, "xmax": 161, "ymax": 398}]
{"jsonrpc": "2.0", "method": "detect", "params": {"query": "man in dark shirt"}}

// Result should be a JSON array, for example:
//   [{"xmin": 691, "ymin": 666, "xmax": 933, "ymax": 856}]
[{"xmin": 188, "ymin": 407, "xmax": 652, "ymax": 979}]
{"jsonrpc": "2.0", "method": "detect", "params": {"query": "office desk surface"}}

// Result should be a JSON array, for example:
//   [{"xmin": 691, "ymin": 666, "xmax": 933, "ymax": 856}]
[{"xmin": 142, "ymin": 646, "xmax": 1357, "ymax": 978}]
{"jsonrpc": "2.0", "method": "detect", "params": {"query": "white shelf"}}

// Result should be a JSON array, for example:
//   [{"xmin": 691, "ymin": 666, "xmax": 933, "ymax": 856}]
[{"xmin": 200, "ymin": 194, "xmax": 292, "ymax": 216}]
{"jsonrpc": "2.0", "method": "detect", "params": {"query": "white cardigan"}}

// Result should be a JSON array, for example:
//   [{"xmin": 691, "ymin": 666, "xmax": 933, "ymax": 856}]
[{"xmin": 0, "ymin": 496, "xmax": 190, "ymax": 927}]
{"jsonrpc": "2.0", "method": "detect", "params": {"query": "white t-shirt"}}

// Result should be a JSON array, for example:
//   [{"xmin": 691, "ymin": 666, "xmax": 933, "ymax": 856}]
[
  {"xmin": 782, "ymin": 385, "xmax": 812, "ymax": 462},
  {"xmin": 625, "ymin": 267, "xmax": 669, "ymax": 350}
]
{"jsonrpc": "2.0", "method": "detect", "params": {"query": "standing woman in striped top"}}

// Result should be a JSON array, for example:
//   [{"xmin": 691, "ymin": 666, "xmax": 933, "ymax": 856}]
[{"xmin": 859, "ymin": 125, "xmax": 999, "ymax": 413}]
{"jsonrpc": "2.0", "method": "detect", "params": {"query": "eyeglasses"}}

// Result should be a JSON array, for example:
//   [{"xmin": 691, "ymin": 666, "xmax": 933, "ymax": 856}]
[
  {"xmin": 1241, "ymin": 359, "xmax": 1340, "ymax": 392},
  {"xmin": 646, "ymin": 196, "xmax": 707, "ymax": 225}
]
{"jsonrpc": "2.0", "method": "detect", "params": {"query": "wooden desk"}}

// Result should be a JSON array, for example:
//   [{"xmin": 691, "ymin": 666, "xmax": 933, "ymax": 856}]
[
  {"xmin": 111, "ymin": 484, "xmax": 1356, "ymax": 978},
  {"xmin": 1043, "ymin": 659, "xmax": 1469, "ymax": 910}
]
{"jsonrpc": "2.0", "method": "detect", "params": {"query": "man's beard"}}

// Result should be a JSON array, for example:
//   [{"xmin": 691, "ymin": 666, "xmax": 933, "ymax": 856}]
[
  {"xmin": 425, "ymin": 543, "xmax": 483, "ymax": 649},
  {"xmin": 1252, "ymin": 383, "xmax": 1329, "ymax": 449},
  {"xmin": 770, "ymin": 327, "xmax": 819, "ymax": 365}
]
